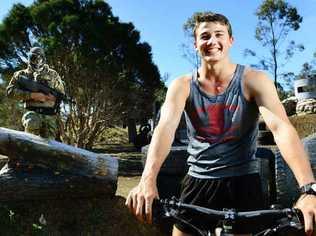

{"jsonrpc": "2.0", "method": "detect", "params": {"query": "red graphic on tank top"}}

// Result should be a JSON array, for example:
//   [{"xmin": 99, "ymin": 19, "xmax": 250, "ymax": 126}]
[{"xmin": 190, "ymin": 104, "xmax": 240, "ymax": 142}]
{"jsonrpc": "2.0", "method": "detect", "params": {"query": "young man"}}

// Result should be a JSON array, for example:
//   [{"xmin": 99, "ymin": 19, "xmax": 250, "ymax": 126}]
[
  {"xmin": 126, "ymin": 12, "xmax": 316, "ymax": 235},
  {"xmin": 7, "ymin": 47, "xmax": 65, "ymax": 139}
]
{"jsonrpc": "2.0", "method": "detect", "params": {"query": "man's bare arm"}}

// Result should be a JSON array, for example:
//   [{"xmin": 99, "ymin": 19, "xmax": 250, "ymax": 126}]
[
  {"xmin": 125, "ymin": 76, "xmax": 190, "ymax": 223},
  {"xmin": 247, "ymin": 71, "xmax": 314, "ymax": 186},
  {"xmin": 246, "ymin": 70, "xmax": 316, "ymax": 235},
  {"xmin": 142, "ymin": 78, "xmax": 190, "ymax": 182}
]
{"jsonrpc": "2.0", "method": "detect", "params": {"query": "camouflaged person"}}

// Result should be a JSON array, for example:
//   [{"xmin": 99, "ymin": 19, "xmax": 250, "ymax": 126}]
[{"xmin": 6, "ymin": 47, "xmax": 65, "ymax": 139}]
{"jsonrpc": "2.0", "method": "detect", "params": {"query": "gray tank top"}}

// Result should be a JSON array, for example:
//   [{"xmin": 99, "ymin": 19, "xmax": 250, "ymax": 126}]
[{"xmin": 184, "ymin": 64, "xmax": 260, "ymax": 179}]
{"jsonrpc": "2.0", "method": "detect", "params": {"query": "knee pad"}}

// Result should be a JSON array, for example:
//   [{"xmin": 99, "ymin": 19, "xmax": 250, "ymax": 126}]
[{"xmin": 22, "ymin": 112, "xmax": 42, "ymax": 134}]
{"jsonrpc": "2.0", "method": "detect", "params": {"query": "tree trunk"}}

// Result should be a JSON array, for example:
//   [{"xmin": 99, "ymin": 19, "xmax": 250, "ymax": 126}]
[{"xmin": 127, "ymin": 118, "xmax": 137, "ymax": 144}]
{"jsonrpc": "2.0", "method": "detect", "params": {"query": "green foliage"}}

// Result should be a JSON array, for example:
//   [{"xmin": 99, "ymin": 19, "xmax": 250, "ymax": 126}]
[
  {"xmin": 0, "ymin": 81, "xmax": 23, "ymax": 129},
  {"xmin": 256, "ymin": 0, "xmax": 302, "ymax": 31},
  {"xmin": 0, "ymin": 206, "xmax": 47, "ymax": 235},
  {"xmin": 244, "ymin": 0, "xmax": 304, "ymax": 90},
  {"xmin": 297, "ymin": 62, "xmax": 316, "ymax": 79},
  {"xmin": 183, "ymin": 11, "xmax": 216, "ymax": 37},
  {"xmin": 0, "ymin": 0, "xmax": 166, "ymax": 148},
  {"xmin": 277, "ymin": 85, "xmax": 294, "ymax": 100},
  {"xmin": 297, "ymin": 52, "xmax": 316, "ymax": 79},
  {"xmin": 98, "ymin": 126, "xmax": 129, "ymax": 145}
]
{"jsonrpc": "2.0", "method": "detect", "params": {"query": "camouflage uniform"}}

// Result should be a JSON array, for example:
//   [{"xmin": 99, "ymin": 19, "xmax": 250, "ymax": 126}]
[{"xmin": 7, "ymin": 48, "xmax": 65, "ymax": 139}]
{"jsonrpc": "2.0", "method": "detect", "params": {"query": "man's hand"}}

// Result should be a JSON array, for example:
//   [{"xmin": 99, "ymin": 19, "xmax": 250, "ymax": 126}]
[
  {"xmin": 295, "ymin": 194, "xmax": 316, "ymax": 235},
  {"xmin": 125, "ymin": 177, "xmax": 159, "ymax": 224},
  {"xmin": 30, "ymin": 92, "xmax": 56, "ymax": 102}
]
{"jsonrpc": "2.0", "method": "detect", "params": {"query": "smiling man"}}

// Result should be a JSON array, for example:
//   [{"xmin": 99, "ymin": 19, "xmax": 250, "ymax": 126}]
[{"xmin": 126, "ymin": 12, "xmax": 316, "ymax": 236}]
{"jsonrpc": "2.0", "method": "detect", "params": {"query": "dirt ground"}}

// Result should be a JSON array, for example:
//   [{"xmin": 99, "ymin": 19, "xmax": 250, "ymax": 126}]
[
  {"xmin": 116, "ymin": 176, "xmax": 141, "ymax": 198},
  {"xmin": 116, "ymin": 176, "xmax": 172, "ymax": 235},
  {"xmin": 0, "ymin": 180, "xmax": 165, "ymax": 236},
  {"xmin": 0, "ymin": 167, "xmax": 163, "ymax": 235}
]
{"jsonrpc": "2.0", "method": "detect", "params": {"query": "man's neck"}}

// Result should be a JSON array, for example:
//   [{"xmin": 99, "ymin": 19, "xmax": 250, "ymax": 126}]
[{"xmin": 199, "ymin": 59, "xmax": 236, "ymax": 83}]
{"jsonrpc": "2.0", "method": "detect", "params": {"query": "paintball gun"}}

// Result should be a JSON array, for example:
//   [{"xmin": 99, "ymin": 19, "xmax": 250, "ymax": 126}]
[{"xmin": 16, "ymin": 75, "xmax": 75, "ymax": 105}]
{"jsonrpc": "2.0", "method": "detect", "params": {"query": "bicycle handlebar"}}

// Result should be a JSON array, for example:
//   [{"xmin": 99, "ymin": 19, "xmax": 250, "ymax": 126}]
[
  {"xmin": 157, "ymin": 198, "xmax": 301, "ymax": 221},
  {"xmin": 153, "ymin": 197, "xmax": 304, "ymax": 236}
]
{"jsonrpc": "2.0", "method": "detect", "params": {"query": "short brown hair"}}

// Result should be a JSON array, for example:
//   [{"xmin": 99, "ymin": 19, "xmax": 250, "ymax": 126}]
[{"xmin": 193, "ymin": 12, "xmax": 233, "ymax": 38}]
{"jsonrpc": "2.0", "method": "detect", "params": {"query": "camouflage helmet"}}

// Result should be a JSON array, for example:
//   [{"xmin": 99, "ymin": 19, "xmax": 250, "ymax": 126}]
[{"xmin": 28, "ymin": 47, "xmax": 46, "ymax": 72}]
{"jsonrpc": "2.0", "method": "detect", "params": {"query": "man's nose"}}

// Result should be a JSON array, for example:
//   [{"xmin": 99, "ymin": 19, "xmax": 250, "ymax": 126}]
[{"xmin": 207, "ymin": 37, "xmax": 216, "ymax": 45}]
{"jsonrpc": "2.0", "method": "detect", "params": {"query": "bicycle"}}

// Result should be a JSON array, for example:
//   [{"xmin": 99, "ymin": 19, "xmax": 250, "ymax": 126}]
[{"xmin": 153, "ymin": 196, "xmax": 305, "ymax": 236}]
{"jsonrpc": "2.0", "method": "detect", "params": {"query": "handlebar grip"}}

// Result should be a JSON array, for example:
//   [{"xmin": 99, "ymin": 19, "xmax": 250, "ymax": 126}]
[
  {"xmin": 152, "ymin": 199, "xmax": 166, "ymax": 223},
  {"xmin": 293, "ymin": 208, "xmax": 304, "ymax": 225}
]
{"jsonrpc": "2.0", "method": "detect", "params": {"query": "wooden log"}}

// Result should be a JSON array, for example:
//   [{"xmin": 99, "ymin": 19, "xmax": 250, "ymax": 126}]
[
  {"xmin": 0, "ymin": 154, "xmax": 8, "ymax": 169},
  {"xmin": 0, "ymin": 127, "xmax": 118, "ymax": 179}
]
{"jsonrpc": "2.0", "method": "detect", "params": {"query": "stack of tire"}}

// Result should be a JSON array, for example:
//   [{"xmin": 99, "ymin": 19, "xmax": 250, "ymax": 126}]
[
  {"xmin": 142, "ymin": 113, "xmax": 189, "ymax": 234},
  {"xmin": 256, "ymin": 118, "xmax": 277, "ymax": 207},
  {"xmin": 257, "ymin": 119, "xmax": 276, "ymax": 146},
  {"xmin": 255, "ymin": 147, "xmax": 276, "ymax": 208},
  {"xmin": 141, "ymin": 113, "xmax": 189, "ymax": 199},
  {"xmin": 275, "ymin": 133, "xmax": 316, "ymax": 207}
]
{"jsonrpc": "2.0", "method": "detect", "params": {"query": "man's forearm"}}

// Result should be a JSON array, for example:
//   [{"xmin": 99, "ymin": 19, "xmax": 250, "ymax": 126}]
[
  {"xmin": 273, "ymin": 124, "xmax": 315, "ymax": 186},
  {"xmin": 141, "ymin": 125, "xmax": 175, "ymax": 182}
]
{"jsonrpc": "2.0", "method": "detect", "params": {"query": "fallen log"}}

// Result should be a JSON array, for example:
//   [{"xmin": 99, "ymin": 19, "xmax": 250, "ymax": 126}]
[
  {"xmin": 0, "ymin": 127, "xmax": 118, "ymax": 200},
  {"xmin": 0, "ymin": 127, "xmax": 118, "ymax": 178}
]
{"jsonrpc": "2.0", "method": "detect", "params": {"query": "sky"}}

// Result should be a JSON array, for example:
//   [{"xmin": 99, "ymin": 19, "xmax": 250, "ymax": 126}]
[{"xmin": 1, "ymin": 0, "xmax": 315, "ymax": 86}]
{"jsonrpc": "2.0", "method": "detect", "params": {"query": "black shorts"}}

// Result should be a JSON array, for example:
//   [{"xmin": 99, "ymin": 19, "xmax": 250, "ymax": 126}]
[{"xmin": 174, "ymin": 173, "xmax": 265, "ymax": 235}]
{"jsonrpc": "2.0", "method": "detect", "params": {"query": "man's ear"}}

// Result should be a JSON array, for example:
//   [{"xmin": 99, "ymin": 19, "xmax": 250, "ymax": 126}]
[
  {"xmin": 229, "ymin": 36, "xmax": 234, "ymax": 45},
  {"xmin": 194, "ymin": 41, "xmax": 198, "ymax": 50}
]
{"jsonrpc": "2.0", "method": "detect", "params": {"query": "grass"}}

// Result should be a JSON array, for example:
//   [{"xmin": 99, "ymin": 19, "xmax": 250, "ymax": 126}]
[
  {"xmin": 289, "ymin": 114, "xmax": 316, "ymax": 138},
  {"xmin": 0, "ymin": 196, "xmax": 164, "ymax": 236},
  {"xmin": 93, "ymin": 126, "xmax": 146, "ymax": 176},
  {"xmin": 97, "ymin": 126, "xmax": 129, "ymax": 145},
  {"xmin": 116, "ymin": 176, "xmax": 141, "ymax": 198}
]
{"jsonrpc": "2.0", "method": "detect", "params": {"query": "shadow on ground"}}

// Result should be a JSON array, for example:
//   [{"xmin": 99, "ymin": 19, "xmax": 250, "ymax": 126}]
[{"xmin": 0, "ymin": 196, "xmax": 164, "ymax": 236}]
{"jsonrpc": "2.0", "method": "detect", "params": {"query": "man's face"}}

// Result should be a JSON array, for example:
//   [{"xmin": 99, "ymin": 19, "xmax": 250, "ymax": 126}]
[
  {"xmin": 194, "ymin": 22, "xmax": 234, "ymax": 63},
  {"xmin": 29, "ymin": 53, "xmax": 45, "ymax": 72}
]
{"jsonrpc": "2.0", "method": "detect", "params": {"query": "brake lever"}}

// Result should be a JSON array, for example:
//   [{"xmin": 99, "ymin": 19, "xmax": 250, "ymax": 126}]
[
  {"xmin": 263, "ymin": 217, "xmax": 304, "ymax": 236},
  {"xmin": 153, "ymin": 197, "xmax": 180, "ymax": 221},
  {"xmin": 256, "ymin": 209, "xmax": 304, "ymax": 236}
]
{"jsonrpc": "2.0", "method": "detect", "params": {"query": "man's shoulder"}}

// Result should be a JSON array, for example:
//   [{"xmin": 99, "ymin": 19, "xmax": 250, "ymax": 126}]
[
  {"xmin": 166, "ymin": 74, "xmax": 192, "ymax": 101},
  {"xmin": 243, "ymin": 67, "xmax": 270, "ymax": 87},
  {"xmin": 243, "ymin": 67, "xmax": 274, "ymax": 98},
  {"xmin": 243, "ymin": 66, "xmax": 268, "ymax": 79},
  {"xmin": 169, "ymin": 74, "xmax": 192, "ymax": 88}
]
